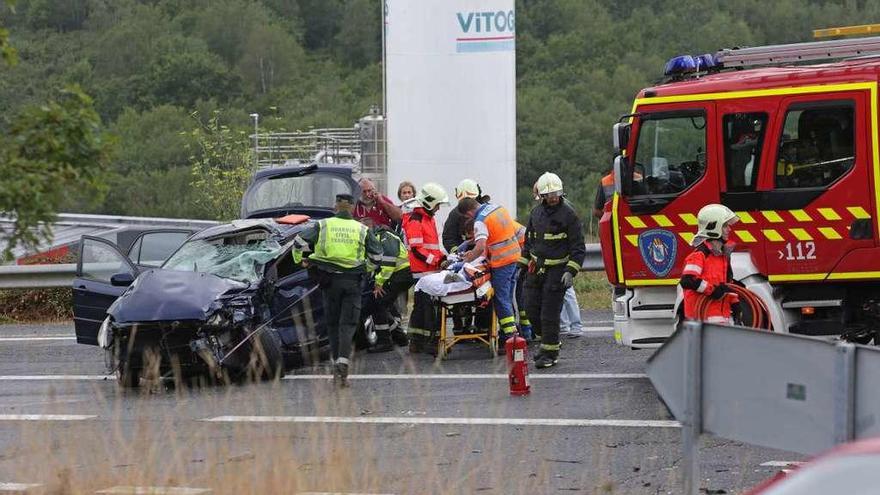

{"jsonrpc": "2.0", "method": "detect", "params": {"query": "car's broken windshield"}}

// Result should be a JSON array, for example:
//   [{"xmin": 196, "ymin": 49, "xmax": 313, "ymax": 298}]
[{"xmin": 162, "ymin": 231, "xmax": 282, "ymax": 283}]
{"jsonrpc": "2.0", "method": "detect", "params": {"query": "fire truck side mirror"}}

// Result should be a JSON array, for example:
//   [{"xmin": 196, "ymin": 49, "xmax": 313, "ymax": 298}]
[
  {"xmin": 613, "ymin": 155, "xmax": 624, "ymax": 195},
  {"xmin": 613, "ymin": 122, "xmax": 631, "ymax": 153}
]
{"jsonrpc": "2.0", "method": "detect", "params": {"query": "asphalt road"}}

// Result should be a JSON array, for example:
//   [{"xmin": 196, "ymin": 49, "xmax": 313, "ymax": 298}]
[{"xmin": 0, "ymin": 312, "xmax": 802, "ymax": 494}]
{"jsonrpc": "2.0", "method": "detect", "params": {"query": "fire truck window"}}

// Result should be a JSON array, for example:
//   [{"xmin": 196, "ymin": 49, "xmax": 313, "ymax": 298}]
[
  {"xmin": 723, "ymin": 113, "xmax": 767, "ymax": 192},
  {"xmin": 631, "ymin": 113, "xmax": 706, "ymax": 197},
  {"xmin": 775, "ymin": 103, "xmax": 854, "ymax": 189}
]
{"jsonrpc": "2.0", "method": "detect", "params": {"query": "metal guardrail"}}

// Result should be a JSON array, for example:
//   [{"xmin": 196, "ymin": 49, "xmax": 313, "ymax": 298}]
[
  {"xmin": 0, "ymin": 263, "xmax": 77, "ymax": 289},
  {"xmin": 0, "ymin": 244, "xmax": 607, "ymax": 290}
]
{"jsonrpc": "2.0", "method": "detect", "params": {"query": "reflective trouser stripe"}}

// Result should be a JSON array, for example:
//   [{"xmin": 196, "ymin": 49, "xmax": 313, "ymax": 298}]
[
  {"xmin": 541, "ymin": 343, "xmax": 561, "ymax": 351},
  {"xmin": 499, "ymin": 315, "xmax": 517, "ymax": 334},
  {"xmin": 519, "ymin": 310, "xmax": 531, "ymax": 325},
  {"xmin": 407, "ymin": 328, "xmax": 432, "ymax": 336},
  {"xmin": 335, "ymin": 357, "xmax": 350, "ymax": 365},
  {"xmin": 533, "ymin": 255, "xmax": 570, "ymax": 266}
]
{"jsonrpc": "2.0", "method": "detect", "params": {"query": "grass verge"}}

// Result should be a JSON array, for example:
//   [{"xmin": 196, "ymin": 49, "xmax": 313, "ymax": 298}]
[{"xmin": 574, "ymin": 271, "xmax": 612, "ymax": 311}]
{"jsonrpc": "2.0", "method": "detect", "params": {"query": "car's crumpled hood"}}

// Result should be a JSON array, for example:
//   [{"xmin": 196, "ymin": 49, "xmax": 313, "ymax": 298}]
[{"xmin": 109, "ymin": 269, "xmax": 248, "ymax": 324}]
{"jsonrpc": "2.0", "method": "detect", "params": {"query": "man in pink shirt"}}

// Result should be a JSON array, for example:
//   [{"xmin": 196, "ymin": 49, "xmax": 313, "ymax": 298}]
[{"xmin": 354, "ymin": 178, "xmax": 402, "ymax": 228}]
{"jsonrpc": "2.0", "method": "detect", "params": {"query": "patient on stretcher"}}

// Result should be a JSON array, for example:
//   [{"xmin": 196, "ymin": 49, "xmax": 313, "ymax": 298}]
[{"xmin": 414, "ymin": 232, "xmax": 493, "ymax": 298}]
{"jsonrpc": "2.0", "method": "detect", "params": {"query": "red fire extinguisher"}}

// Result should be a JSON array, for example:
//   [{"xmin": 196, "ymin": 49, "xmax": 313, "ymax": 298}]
[{"xmin": 506, "ymin": 334, "xmax": 530, "ymax": 396}]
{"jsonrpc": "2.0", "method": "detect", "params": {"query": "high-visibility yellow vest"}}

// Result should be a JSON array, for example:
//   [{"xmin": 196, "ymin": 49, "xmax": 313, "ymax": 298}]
[{"xmin": 309, "ymin": 217, "xmax": 368, "ymax": 270}]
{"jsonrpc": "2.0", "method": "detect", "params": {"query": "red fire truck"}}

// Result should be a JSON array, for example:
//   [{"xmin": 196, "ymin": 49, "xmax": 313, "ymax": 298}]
[{"xmin": 598, "ymin": 33, "xmax": 880, "ymax": 347}]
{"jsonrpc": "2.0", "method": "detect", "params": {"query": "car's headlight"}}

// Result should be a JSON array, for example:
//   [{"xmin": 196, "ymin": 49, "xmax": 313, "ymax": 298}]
[{"xmin": 97, "ymin": 316, "xmax": 113, "ymax": 349}]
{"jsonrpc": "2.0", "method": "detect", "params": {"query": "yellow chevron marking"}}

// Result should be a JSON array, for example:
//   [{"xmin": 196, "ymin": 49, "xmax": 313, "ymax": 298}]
[
  {"xmin": 762, "ymin": 229, "xmax": 784, "ymax": 242},
  {"xmin": 651, "ymin": 215, "xmax": 674, "ymax": 227},
  {"xmin": 818, "ymin": 227, "xmax": 842, "ymax": 240},
  {"xmin": 790, "ymin": 209, "xmax": 813, "ymax": 222},
  {"xmin": 679, "ymin": 213, "xmax": 698, "ymax": 226},
  {"xmin": 848, "ymin": 206, "xmax": 871, "ymax": 219},
  {"xmin": 762, "ymin": 211, "xmax": 784, "ymax": 223},
  {"xmin": 679, "ymin": 232, "xmax": 695, "ymax": 244},
  {"xmin": 736, "ymin": 211, "xmax": 756, "ymax": 224},
  {"xmin": 818, "ymin": 208, "xmax": 841, "ymax": 220},
  {"xmin": 734, "ymin": 230, "xmax": 757, "ymax": 243},
  {"xmin": 625, "ymin": 216, "xmax": 647, "ymax": 228},
  {"xmin": 625, "ymin": 235, "xmax": 639, "ymax": 247},
  {"xmin": 790, "ymin": 228, "xmax": 813, "ymax": 241}
]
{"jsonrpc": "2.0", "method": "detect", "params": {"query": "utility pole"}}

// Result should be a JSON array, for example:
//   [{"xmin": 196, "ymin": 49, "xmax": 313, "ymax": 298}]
[{"xmin": 250, "ymin": 113, "xmax": 259, "ymax": 168}]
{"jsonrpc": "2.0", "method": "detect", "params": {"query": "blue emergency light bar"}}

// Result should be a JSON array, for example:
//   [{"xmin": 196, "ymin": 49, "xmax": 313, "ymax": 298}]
[{"xmin": 664, "ymin": 53, "xmax": 720, "ymax": 77}]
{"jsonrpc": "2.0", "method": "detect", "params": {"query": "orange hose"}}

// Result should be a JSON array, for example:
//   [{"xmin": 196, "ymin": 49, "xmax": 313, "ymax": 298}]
[{"xmin": 694, "ymin": 284, "xmax": 772, "ymax": 330}]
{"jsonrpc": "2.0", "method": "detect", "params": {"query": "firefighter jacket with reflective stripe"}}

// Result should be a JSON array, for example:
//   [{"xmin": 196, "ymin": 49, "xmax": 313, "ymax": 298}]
[
  {"xmin": 679, "ymin": 241, "xmax": 738, "ymax": 322},
  {"xmin": 475, "ymin": 203, "xmax": 521, "ymax": 268},
  {"xmin": 374, "ymin": 227, "xmax": 410, "ymax": 287},
  {"xmin": 522, "ymin": 199, "xmax": 586, "ymax": 274},
  {"xmin": 402, "ymin": 207, "xmax": 444, "ymax": 274},
  {"xmin": 292, "ymin": 212, "xmax": 382, "ymax": 273}
]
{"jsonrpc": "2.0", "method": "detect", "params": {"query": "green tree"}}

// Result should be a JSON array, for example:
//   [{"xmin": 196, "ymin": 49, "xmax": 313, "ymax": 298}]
[
  {"xmin": 186, "ymin": 111, "xmax": 254, "ymax": 220},
  {"xmin": 0, "ymin": 86, "xmax": 112, "ymax": 259}
]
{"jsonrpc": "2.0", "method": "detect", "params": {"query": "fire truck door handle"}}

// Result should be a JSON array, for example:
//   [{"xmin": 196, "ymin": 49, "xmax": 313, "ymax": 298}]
[{"xmin": 850, "ymin": 219, "xmax": 873, "ymax": 240}]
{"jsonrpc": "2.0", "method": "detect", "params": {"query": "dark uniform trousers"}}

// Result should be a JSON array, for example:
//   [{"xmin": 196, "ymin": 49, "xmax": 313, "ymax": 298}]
[
  {"xmin": 321, "ymin": 272, "xmax": 364, "ymax": 362},
  {"xmin": 409, "ymin": 290, "xmax": 441, "ymax": 348},
  {"xmin": 524, "ymin": 264, "xmax": 567, "ymax": 348},
  {"xmin": 368, "ymin": 269, "xmax": 415, "ymax": 342}
]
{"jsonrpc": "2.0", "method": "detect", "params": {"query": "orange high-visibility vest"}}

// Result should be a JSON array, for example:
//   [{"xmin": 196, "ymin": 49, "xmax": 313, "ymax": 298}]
[{"xmin": 476, "ymin": 204, "xmax": 521, "ymax": 268}]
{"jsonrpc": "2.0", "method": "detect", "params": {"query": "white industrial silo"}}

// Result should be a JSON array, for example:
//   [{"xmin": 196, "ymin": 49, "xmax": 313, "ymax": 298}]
[{"xmin": 384, "ymin": 0, "xmax": 516, "ymax": 220}]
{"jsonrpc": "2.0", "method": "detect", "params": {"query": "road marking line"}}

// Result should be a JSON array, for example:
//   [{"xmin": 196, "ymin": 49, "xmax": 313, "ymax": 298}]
[
  {"xmin": 0, "ymin": 375, "xmax": 109, "ymax": 381},
  {"xmin": 203, "ymin": 415, "xmax": 680, "ymax": 428},
  {"xmin": 0, "ymin": 414, "xmax": 95, "ymax": 421},
  {"xmin": 0, "ymin": 334, "xmax": 71, "ymax": 338},
  {"xmin": 0, "ymin": 336, "xmax": 75, "ymax": 342},
  {"xmin": 283, "ymin": 373, "xmax": 648, "ymax": 380},
  {"xmin": 578, "ymin": 326, "xmax": 614, "ymax": 333},
  {"xmin": 298, "ymin": 493, "xmax": 394, "ymax": 495},
  {"xmin": 0, "ymin": 482, "xmax": 42, "ymax": 492},
  {"xmin": 96, "ymin": 487, "xmax": 211, "ymax": 495},
  {"xmin": 760, "ymin": 460, "xmax": 802, "ymax": 467},
  {"xmin": 0, "ymin": 373, "xmax": 647, "ymax": 381}
]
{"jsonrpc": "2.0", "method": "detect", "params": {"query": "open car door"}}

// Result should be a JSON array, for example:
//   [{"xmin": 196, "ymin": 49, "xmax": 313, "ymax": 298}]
[{"xmin": 73, "ymin": 236, "xmax": 139, "ymax": 345}]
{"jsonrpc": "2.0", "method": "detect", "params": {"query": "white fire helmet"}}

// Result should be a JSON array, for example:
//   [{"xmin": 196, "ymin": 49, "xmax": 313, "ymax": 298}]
[
  {"xmin": 455, "ymin": 179, "xmax": 482, "ymax": 200},
  {"xmin": 416, "ymin": 182, "xmax": 449, "ymax": 210},
  {"xmin": 693, "ymin": 204, "xmax": 739, "ymax": 246},
  {"xmin": 535, "ymin": 172, "xmax": 563, "ymax": 196}
]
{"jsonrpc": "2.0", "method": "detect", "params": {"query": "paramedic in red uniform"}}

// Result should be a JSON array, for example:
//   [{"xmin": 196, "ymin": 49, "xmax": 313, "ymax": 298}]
[
  {"xmin": 679, "ymin": 204, "xmax": 742, "ymax": 324},
  {"xmin": 401, "ymin": 182, "xmax": 449, "ymax": 353}
]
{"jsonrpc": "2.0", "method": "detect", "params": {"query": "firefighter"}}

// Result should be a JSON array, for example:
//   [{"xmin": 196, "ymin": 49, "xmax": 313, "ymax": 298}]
[
  {"xmin": 402, "ymin": 182, "xmax": 449, "ymax": 353},
  {"xmin": 679, "ymin": 204, "xmax": 741, "ymax": 324},
  {"xmin": 522, "ymin": 172, "xmax": 586, "ymax": 369},
  {"xmin": 443, "ymin": 178, "xmax": 486, "ymax": 252},
  {"xmin": 456, "ymin": 197, "xmax": 522, "ymax": 349},
  {"xmin": 292, "ymin": 194, "xmax": 383, "ymax": 386},
  {"xmin": 365, "ymin": 220, "xmax": 413, "ymax": 352}
]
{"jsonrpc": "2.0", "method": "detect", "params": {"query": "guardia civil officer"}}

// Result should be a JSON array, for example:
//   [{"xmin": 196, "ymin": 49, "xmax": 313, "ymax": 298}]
[
  {"xmin": 522, "ymin": 172, "xmax": 586, "ymax": 369},
  {"xmin": 292, "ymin": 194, "xmax": 383, "ymax": 386}
]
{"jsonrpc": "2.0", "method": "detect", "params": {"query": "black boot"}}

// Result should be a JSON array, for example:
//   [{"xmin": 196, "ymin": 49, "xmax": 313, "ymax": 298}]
[
  {"xmin": 368, "ymin": 332, "xmax": 393, "ymax": 353},
  {"xmin": 334, "ymin": 361, "xmax": 349, "ymax": 387},
  {"xmin": 391, "ymin": 329, "xmax": 408, "ymax": 347},
  {"xmin": 534, "ymin": 349, "xmax": 559, "ymax": 369}
]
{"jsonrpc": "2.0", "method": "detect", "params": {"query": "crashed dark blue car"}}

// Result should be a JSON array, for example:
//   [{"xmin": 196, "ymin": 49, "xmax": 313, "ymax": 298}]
[{"xmin": 73, "ymin": 164, "xmax": 369, "ymax": 387}]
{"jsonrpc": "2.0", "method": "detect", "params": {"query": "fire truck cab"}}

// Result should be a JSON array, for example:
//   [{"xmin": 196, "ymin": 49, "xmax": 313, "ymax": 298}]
[{"xmin": 599, "ymin": 36, "xmax": 880, "ymax": 347}]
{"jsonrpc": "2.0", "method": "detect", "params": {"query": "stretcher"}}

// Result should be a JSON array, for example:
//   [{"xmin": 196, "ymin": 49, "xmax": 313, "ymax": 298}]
[{"xmin": 435, "ymin": 288, "xmax": 498, "ymax": 359}]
